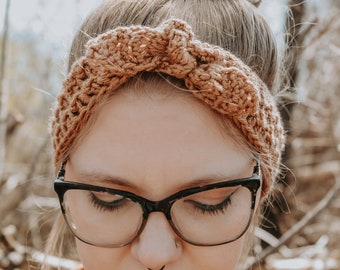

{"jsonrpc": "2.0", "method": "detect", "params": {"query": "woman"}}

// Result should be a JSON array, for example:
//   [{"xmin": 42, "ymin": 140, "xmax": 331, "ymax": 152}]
[{"xmin": 47, "ymin": 0, "xmax": 285, "ymax": 269}]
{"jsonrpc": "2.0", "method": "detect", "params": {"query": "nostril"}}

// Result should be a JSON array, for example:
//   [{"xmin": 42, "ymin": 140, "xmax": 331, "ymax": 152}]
[{"xmin": 147, "ymin": 266, "xmax": 165, "ymax": 270}]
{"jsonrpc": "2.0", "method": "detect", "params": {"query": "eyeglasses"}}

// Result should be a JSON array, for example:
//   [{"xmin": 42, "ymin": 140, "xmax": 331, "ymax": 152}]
[{"xmin": 54, "ymin": 162, "xmax": 261, "ymax": 247}]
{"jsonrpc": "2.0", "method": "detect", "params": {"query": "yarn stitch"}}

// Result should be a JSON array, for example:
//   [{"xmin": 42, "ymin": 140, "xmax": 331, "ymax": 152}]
[{"xmin": 51, "ymin": 19, "xmax": 285, "ymax": 195}]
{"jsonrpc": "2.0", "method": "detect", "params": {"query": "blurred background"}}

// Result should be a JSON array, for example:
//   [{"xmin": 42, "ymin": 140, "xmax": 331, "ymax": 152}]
[{"xmin": 0, "ymin": 0, "xmax": 339, "ymax": 269}]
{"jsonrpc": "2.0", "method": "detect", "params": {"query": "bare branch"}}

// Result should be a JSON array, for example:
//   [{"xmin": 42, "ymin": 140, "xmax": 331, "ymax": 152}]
[
  {"xmin": 245, "ymin": 173, "xmax": 340, "ymax": 269},
  {"xmin": 1, "ymin": 225, "xmax": 82, "ymax": 269},
  {"xmin": 0, "ymin": 136, "xmax": 50, "ymax": 227}
]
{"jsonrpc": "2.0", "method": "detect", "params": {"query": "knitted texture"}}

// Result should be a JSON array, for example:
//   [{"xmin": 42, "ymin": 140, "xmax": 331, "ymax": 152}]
[{"xmin": 51, "ymin": 19, "xmax": 285, "ymax": 195}]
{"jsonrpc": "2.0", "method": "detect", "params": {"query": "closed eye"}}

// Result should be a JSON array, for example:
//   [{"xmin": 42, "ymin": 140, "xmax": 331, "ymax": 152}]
[
  {"xmin": 89, "ymin": 192, "xmax": 128, "ymax": 212},
  {"xmin": 184, "ymin": 189, "xmax": 237, "ymax": 215}
]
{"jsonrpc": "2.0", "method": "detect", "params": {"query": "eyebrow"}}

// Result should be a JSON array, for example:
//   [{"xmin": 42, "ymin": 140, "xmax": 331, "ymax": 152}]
[
  {"xmin": 76, "ymin": 170, "xmax": 251, "ymax": 191},
  {"xmin": 179, "ymin": 172, "xmax": 252, "ymax": 190},
  {"xmin": 77, "ymin": 172, "xmax": 138, "ymax": 189}
]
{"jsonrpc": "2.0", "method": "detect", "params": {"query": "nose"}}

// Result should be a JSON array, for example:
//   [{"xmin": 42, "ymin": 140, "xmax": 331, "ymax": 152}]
[{"xmin": 130, "ymin": 212, "xmax": 181, "ymax": 269}]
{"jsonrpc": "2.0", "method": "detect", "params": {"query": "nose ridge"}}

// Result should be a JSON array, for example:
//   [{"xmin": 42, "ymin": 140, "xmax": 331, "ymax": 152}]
[{"xmin": 130, "ymin": 212, "xmax": 181, "ymax": 269}]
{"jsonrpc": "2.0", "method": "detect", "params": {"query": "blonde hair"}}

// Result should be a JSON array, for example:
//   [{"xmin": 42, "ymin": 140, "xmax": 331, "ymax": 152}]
[{"xmin": 43, "ymin": 0, "xmax": 282, "ymax": 269}]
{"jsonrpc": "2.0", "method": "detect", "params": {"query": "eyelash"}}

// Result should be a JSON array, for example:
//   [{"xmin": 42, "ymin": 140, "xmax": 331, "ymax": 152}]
[
  {"xmin": 89, "ymin": 192, "xmax": 127, "ymax": 212},
  {"xmin": 188, "ymin": 190, "xmax": 236, "ymax": 215},
  {"xmin": 88, "ymin": 187, "xmax": 238, "ymax": 214}
]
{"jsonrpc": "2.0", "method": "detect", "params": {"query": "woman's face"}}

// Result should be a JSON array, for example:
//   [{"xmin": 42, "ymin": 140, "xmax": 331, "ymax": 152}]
[{"xmin": 65, "ymin": 81, "xmax": 258, "ymax": 270}]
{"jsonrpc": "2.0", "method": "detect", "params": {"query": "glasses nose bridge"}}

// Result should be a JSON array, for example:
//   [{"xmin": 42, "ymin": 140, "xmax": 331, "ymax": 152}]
[{"xmin": 143, "ymin": 199, "xmax": 172, "ymax": 220}]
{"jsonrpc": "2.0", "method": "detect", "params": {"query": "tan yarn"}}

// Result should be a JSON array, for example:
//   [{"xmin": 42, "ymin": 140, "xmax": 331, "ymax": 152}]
[{"xmin": 51, "ymin": 19, "xmax": 285, "ymax": 195}]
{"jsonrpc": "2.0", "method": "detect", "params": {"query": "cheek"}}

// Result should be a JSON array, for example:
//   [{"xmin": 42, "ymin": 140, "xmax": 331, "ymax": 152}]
[
  {"xmin": 76, "ymin": 240, "xmax": 131, "ymax": 270},
  {"xmin": 184, "ymin": 236, "xmax": 246, "ymax": 270}
]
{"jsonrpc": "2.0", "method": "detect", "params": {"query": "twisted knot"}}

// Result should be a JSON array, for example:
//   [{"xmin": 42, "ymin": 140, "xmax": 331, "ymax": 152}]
[{"xmin": 86, "ymin": 20, "xmax": 196, "ymax": 78}]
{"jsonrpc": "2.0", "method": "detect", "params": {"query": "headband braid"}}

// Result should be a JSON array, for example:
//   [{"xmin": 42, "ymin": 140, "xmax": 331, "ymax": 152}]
[{"xmin": 51, "ymin": 19, "xmax": 285, "ymax": 195}]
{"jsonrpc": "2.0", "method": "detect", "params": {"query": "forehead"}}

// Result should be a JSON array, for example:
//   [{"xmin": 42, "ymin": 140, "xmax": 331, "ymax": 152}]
[{"xmin": 68, "ymin": 79, "xmax": 252, "ymax": 196}]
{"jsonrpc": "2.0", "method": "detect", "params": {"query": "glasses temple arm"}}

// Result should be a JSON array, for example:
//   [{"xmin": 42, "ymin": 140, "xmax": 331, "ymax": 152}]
[{"xmin": 57, "ymin": 161, "xmax": 67, "ymax": 180}]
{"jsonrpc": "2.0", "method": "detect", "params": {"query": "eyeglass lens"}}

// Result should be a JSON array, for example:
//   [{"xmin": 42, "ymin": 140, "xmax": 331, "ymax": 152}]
[{"xmin": 61, "ymin": 184, "xmax": 253, "ymax": 247}]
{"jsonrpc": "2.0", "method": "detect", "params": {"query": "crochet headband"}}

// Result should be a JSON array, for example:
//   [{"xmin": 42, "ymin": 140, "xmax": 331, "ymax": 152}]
[{"xmin": 51, "ymin": 19, "xmax": 285, "ymax": 195}]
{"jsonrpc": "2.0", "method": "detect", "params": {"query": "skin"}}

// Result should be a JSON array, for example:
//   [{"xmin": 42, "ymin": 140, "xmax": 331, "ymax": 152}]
[{"xmin": 64, "ymin": 80, "xmax": 259, "ymax": 270}]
